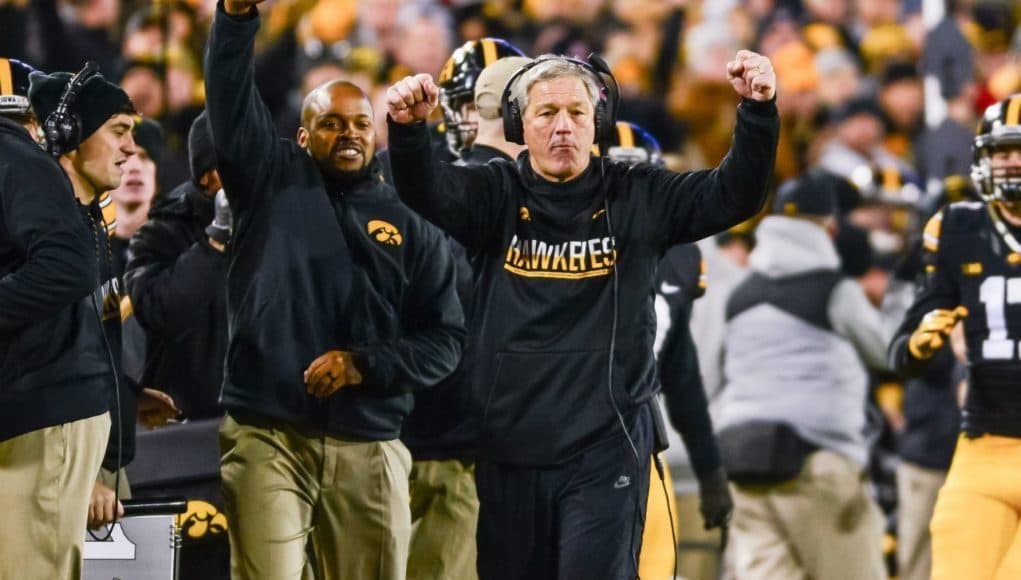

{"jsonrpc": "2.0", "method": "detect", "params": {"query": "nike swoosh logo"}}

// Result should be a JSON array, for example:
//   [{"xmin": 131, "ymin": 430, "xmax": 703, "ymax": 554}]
[{"xmin": 660, "ymin": 281, "xmax": 681, "ymax": 295}]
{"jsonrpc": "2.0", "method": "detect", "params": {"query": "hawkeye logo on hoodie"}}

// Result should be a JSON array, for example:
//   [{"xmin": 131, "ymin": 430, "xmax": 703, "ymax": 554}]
[
  {"xmin": 503, "ymin": 234, "xmax": 616, "ymax": 280},
  {"xmin": 367, "ymin": 220, "xmax": 403, "ymax": 246}
]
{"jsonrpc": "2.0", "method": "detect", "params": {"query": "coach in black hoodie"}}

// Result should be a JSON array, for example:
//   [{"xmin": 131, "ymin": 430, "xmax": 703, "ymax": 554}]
[
  {"xmin": 207, "ymin": 2, "xmax": 465, "ymax": 578},
  {"xmin": 0, "ymin": 58, "xmax": 111, "ymax": 579},
  {"xmin": 387, "ymin": 52, "xmax": 778, "ymax": 579}
]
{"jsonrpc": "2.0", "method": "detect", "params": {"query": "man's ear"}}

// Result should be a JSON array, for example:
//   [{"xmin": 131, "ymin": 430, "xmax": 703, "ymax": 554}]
[{"xmin": 296, "ymin": 126, "xmax": 309, "ymax": 149}]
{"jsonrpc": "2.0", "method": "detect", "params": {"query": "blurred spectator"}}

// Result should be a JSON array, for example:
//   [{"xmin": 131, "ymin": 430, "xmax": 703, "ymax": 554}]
[
  {"xmin": 716, "ymin": 172, "xmax": 890, "ymax": 580},
  {"xmin": 815, "ymin": 48, "xmax": 863, "ymax": 108},
  {"xmin": 35, "ymin": 0, "xmax": 122, "ymax": 77},
  {"xmin": 878, "ymin": 61, "xmax": 924, "ymax": 159},
  {"xmin": 391, "ymin": 3, "xmax": 455, "ymax": 78},
  {"xmin": 110, "ymin": 117, "xmax": 163, "ymax": 275},
  {"xmin": 817, "ymin": 96, "xmax": 898, "ymax": 178},
  {"xmin": 669, "ymin": 19, "xmax": 742, "ymax": 167}
]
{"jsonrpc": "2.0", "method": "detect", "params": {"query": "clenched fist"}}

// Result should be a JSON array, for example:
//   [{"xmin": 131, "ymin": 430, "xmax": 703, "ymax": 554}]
[
  {"xmin": 304, "ymin": 350, "xmax": 363, "ymax": 399},
  {"xmin": 386, "ymin": 74, "xmax": 440, "ymax": 124},
  {"xmin": 727, "ymin": 50, "xmax": 776, "ymax": 102}
]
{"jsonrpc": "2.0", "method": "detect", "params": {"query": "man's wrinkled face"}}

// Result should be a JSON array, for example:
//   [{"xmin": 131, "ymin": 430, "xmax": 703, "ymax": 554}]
[
  {"xmin": 522, "ymin": 75, "xmax": 595, "ymax": 183},
  {"xmin": 298, "ymin": 83, "xmax": 376, "ymax": 180},
  {"xmin": 74, "ymin": 113, "xmax": 136, "ymax": 193},
  {"xmin": 110, "ymin": 144, "xmax": 156, "ymax": 210}
]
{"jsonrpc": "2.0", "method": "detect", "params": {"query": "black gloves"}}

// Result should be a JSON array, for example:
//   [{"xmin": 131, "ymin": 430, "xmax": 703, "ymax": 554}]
[
  {"xmin": 205, "ymin": 189, "xmax": 232, "ymax": 246},
  {"xmin": 698, "ymin": 466, "xmax": 734, "ymax": 530}
]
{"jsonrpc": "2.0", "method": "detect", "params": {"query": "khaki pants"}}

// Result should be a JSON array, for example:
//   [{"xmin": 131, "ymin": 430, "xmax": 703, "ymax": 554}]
[
  {"xmin": 896, "ymin": 461, "xmax": 945, "ymax": 580},
  {"xmin": 0, "ymin": 412, "xmax": 111, "ymax": 580},
  {"xmin": 407, "ymin": 459, "xmax": 478, "ymax": 580},
  {"xmin": 219, "ymin": 414, "xmax": 412, "ymax": 580},
  {"xmin": 730, "ymin": 450, "xmax": 886, "ymax": 580},
  {"xmin": 931, "ymin": 435, "xmax": 1021, "ymax": 580}
]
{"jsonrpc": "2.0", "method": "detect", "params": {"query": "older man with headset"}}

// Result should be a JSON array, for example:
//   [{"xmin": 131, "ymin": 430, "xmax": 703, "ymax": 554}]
[{"xmin": 385, "ymin": 51, "xmax": 778, "ymax": 579}]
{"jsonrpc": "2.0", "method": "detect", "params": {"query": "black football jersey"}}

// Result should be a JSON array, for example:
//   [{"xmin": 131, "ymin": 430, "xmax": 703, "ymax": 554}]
[{"xmin": 892, "ymin": 201, "xmax": 1021, "ymax": 436}]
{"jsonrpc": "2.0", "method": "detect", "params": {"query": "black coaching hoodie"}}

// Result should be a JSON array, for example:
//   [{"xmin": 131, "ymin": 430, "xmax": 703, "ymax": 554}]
[
  {"xmin": 205, "ymin": 4, "xmax": 464, "ymax": 440},
  {"xmin": 0, "ymin": 116, "xmax": 110, "ymax": 440},
  {"xmin": 388, "ymin": 99, "xmax": 778, "ymax": 466}
]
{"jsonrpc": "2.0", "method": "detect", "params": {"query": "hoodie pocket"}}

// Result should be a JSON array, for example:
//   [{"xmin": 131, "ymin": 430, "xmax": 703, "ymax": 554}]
[{"xmin": 481, "ymin": 350, "xmax": 625, "ymax": 464}]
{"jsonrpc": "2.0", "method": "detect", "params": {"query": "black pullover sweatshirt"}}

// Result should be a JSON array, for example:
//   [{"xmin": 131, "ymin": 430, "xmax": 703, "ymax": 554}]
[
  {"xmin": 0, "ymin": 116, "xmax": 110, "ymax": 440},
  {"xmin": 205, "ymin": 4, "xmax": 465, "ymax": 440},
  {"xmin": 387, "ymin": 98, "xmax": 778, "ymax": 466}
]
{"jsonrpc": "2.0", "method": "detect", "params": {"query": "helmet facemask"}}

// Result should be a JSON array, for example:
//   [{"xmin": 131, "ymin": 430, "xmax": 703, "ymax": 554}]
[{"xmin": 439, "ymin": 89, "xmax": 478, "ymax": 156}]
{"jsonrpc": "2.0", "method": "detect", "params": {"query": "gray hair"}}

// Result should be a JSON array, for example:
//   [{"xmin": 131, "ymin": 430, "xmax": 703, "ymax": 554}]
[{"xmin": 511, "ymin": 56, "xmax": 601, "ymax": 115}]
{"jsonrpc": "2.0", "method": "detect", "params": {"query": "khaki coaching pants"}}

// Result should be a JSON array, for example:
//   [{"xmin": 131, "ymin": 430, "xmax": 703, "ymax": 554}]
[
  {"xmin": 219, "ymin": 414, "xmax": 412, "ymax": 580},
  {"xmin": 931, "ymin": 435, "xmax": 1021, "ymax": 580},
  {"xmin": 729, "ymin": 450, "xmax": 886, "ymax": 580},
  {"xmin": 0, "ymin": 412, "xmax": 111, "ymax": 580},
  {"xmin": 896, "ymin": 461, "xmax": 945, "ymax": 580},
  {"xmin": 407, "ymin": 459, "xmax": 479, "ymax": 580}
]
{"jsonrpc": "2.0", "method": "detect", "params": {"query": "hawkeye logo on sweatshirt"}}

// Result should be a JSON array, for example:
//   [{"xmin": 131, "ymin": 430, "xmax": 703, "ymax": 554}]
[
  {"xmin": 503, "ymin": 234, "xmax": 616, "ymax": 280},
  {"xmin": 367, "ymin": 220, "xmax": 403, "ymax": 246}
]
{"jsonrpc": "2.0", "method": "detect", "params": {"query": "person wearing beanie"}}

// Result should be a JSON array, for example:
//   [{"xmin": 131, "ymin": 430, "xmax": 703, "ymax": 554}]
[
  {"xmin": 206, "ymin": 2, "xmax": 466, "ymax": 578},
  {"xmin": 0, "ymin": 58, "xmax": 111, "ymax": 579},
  {"xmin": 27, "ymin": 65, "xmax": 181, "ymax": 535},
  {"xmin": 125, "ymin": 109, "xmax": 230, "ymax": 422},
  {"xmin": 714, "ymin": 170, "xmax": 892, "ymax": 579}
]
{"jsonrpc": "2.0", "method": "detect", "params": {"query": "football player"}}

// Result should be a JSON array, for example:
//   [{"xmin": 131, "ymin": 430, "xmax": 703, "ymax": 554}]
[
  {"xmin": 889, "ymin": 93, "xmax": 1021, "ymax": 579},
  {"xmin": 437, "ymin": 37, "xmax": 525, "ymax": 156}
]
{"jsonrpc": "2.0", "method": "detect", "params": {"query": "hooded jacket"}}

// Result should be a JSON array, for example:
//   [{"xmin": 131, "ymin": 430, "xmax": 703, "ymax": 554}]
[
  {"xmin": 0, "ymin": 116, "xmax": 110, "ymax": 440},
  {"xmin": 205, "ymin": 5, "xmax": 464, "ymax": 440},
  {"xmin": 716, "ymin": 216, "xmax": 889, "ymax": 466},
  {"xmin": 387, "ymin": 96, "xmax": 778, "ymax": 466}
]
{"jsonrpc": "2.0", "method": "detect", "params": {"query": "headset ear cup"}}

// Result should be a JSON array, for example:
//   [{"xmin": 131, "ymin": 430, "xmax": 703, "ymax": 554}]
[{"xmin": 504, "ymin": 100, "xmax": 524, "ymax": 145}]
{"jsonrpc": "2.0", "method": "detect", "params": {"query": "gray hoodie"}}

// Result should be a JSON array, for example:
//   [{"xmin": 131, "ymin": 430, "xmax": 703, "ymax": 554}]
[{"xmin": 715, "ymin": 216, "xmax": 890, "ymax": 466}]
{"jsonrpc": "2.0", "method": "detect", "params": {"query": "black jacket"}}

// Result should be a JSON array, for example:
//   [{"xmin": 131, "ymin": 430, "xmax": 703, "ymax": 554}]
[
  {"xmin": 125, "ymin": 181, "xmax": 228, "ymax": 420},
  {"xmin": 388, "ymin": 99, "xmax": 778, "ymax": 466},
  {"xmin": 0, "ymin": 116, "xmax": 110, "ymax": 441},
  {"xmin": 206, "ymin": 5, "xmax": 465, "ymax": 440}
]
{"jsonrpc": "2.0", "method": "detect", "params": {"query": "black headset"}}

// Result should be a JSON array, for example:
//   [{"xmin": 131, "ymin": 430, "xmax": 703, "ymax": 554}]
[
  {"xmin": 500, "ymin": 53, "xmax": 620, "ymax": 147},
  {"xmin": 44, "ymin": 60, "xmax": 99, "ymax": 157}
]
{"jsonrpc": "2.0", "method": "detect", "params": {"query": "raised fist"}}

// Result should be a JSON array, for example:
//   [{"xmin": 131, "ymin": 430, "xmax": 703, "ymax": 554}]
[
  {"xmin": 727, "ymin": 50, "xmax": 776, "ymax": 102},
  {"xmin": 386, "ymin": 74, "xmax": 440, "ymax": 124}
]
